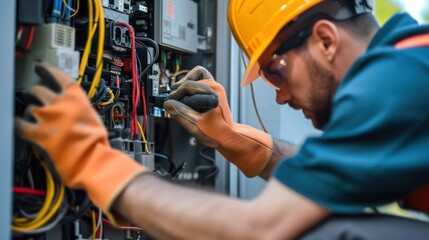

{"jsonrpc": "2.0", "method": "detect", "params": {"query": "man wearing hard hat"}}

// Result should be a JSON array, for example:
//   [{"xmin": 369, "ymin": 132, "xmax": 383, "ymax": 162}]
[{"xmin": 17, "ymin": 0, "xmax": 429, "ymax": 238}]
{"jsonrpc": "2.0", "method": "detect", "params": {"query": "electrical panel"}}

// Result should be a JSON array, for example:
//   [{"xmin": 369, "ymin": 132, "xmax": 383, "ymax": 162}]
[
  {"xmin": 153, "ymin": 0, "xmax": 198, "ymax": 53},
  {"xmin": 12, "ymin": 0, "xmax": 217, "ymax": 239}
]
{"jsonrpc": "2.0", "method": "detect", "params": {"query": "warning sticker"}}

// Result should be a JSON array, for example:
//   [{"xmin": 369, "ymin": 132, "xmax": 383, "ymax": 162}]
[{"xmin": 167, "ymin": 0, "xmax": 175, "ymax": 20}]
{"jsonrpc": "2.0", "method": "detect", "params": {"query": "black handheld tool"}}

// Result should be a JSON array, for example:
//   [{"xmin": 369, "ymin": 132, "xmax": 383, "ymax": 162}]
[{"xmin": 180, "ymin": 94, "xmax": 219, "ymax": 113}]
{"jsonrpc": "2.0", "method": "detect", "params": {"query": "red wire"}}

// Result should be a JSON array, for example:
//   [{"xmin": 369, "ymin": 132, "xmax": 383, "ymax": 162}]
[
  {"xmin": 25, "ymin": 26, "xmax": 35, "ymax": 50},
  {"xmin": 13, "ymin": 187, "xmax": 46, "ymax": 197},
  {"xmin": 101, "ymin": 218, "xmax": 143, "ymax": 231},
  {"xmin": 116, "ymin": 22, "xmax": 140, "ymax": 138}
]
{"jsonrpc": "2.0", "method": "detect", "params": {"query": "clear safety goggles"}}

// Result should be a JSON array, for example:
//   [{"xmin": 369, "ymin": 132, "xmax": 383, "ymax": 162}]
[{"xmin": 260, "ymin": 29, "xmax": 313, "ymax": 90}]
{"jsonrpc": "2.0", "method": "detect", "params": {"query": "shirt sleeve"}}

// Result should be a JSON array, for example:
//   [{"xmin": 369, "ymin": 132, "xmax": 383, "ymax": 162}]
[{"xmin": 274, "ymin": 49, "xmax": 429, "ymax": 213}]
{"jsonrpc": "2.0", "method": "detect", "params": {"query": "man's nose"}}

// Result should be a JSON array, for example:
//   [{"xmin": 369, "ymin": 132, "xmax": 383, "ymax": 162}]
[{"xmin": 275, "ymin": 88, "xmax": 292, "ymax": 105}]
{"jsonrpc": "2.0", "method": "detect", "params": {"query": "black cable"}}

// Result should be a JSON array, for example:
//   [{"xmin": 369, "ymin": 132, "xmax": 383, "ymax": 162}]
[
  {"xmin": 13, "ymin": 200, "xmax": 69, "ymax": 235},
  {"xmin": 195, "ymin": 148, "xmax": 219, "ymax": 185},
  {"xmin": 135, "ymin": 37, "xmax": 159, "ymax": 81},
  {"xmin": 73, "ymin": 195, "xmax": 91, "ymax": 221},
  {"xmin": 198, "ymin": 148, "xmax": 215, "ymax": 164},
  {"xmin": 87, "ymin": 79, "xmax": 108, "ymax": 106},
  {"xmin": 203, "ymin": 167, "xmax": 219, "ymax": 184}
]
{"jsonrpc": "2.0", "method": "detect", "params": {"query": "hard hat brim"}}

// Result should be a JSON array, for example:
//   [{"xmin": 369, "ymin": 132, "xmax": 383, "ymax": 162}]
[{"xmin": 239, "ymin": 0, "xmax": 324, "ymax": 87}]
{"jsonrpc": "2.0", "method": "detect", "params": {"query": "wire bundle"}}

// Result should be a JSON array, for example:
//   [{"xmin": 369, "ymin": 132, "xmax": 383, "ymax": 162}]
[
  {"xmin": 12, "ymin": 159, "xmax": 68, "ymax": 234},
  {"xmin": 77, "ymin": 0, "xmax": 105, "ymax": 100},
  {"xmin": 135, "ymin": 37, "xmax": 160, "ymax": 140},
  {"xmin": 116, "ymin": 22, "xmax": 141, "ymax": 140},
  {"xmin": 15, "ymin": 26, "xmax": 35, "ymax": 57}
]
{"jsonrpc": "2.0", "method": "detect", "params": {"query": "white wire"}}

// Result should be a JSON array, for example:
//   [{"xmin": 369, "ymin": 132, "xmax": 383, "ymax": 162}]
[
  {"xmin": 96, "ymin": 208, "xmax": 102, "ymax": 237},
  {"xmin": 239, "ymin": 51, "xmax": 268, "ymax": 133}
]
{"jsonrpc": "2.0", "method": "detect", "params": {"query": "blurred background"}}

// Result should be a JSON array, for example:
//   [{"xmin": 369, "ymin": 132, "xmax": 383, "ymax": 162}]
[{"xmin": 376, "ymin": 0, "xmax": 429, "ymax": 24}]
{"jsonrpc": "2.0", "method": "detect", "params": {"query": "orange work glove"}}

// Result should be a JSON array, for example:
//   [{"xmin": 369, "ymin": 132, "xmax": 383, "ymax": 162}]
[
  {"xmin": 15, "ymin": 63, "xmax": 147, "ymax": 224},
  {"xmin": 164, "ymin": 66, "xmax": 273, "ymax": 177}
]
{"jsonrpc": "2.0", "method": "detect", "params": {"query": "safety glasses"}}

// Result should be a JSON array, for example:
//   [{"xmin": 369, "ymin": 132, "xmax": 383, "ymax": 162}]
[{"xmin": 260, "ymin": 29, "xmax": 313, "ymax": 90}]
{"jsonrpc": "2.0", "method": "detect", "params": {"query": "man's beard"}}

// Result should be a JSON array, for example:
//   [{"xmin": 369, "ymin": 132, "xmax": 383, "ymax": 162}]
[{"xmin": 304, "ymin": 52, "xmax": 338, "ymax": 130}]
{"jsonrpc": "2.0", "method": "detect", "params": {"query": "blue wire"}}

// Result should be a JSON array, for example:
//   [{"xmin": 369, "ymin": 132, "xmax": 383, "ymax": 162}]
[
  {"xmin": 52, "ymin": 0, "xmax": 60, "ymax": 18},
  {"xmin": 66, "ymin": 0, "xmax": 72, "ymax": 23},
  {"xmin": 57, "ymin": 0, "xmax": 63, "ymax": 19}
]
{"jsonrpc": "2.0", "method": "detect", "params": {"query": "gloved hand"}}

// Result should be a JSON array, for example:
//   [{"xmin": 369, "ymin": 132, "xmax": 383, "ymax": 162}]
[
  {"xmin": 164, "ymin": 66, "xmax": 273, "ymax": 177},
  {"xmin": 15, "ymin": 63, "xmax": 147, "ymax": 225}
]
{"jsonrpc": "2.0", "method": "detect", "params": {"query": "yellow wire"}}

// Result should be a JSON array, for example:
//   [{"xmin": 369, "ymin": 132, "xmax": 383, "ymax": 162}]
[
  {"xmin": 137, "ymin": 121, "xmax": 150, "ymax": 153},
  {"xmin": 62, "ymin": 0, "xmax": 75, "ymax": 13},
  {"xmin": 88, "ymin": 0, "xmax": 105, "ymax": 99},
  {"xmin": 18, "ymin": 183, "xmax": 65, "ymax": 230},
  {"xmin": 100, "ymin": 88, "xmax": 115, "ymax": 106},
  {"xmin": 13, "ymin": 161, "xmax": 54, "ymax": 225},
  {"xmin": 77, "ymin": 0, "xmax": 95, "ymax": 84},
  {"xmin": 13, "ymin": 162, "xmax": 65, "ymax": 230},
  {"xmin": 77, "ymin": 1, "xmax": 95, "ymax": 85},
  {"xmin": 91, "ymin": 210, "xmax": 96, "ymax": 239},
  {"xmin": 69, "ymin": 0, "xmax": 80, "ymax": 18}
]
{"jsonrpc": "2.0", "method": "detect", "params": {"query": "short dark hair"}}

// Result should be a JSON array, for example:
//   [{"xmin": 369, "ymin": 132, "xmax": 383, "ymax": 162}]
[
  {"xmin": 332, "ymin": 13, "xmax": 380, "ymax": 42},
  {"xmin": 292, "ymin": 13, "xmax": 379, "ymax": 52}
]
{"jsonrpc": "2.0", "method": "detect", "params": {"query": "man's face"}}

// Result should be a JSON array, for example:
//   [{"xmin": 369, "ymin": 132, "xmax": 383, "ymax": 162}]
[{"xmin": 264, "ymin": 47, "xmax": 338, "ymax": 130}]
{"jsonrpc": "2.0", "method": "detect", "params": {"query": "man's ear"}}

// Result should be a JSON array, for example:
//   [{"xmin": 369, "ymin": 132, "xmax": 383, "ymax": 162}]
[{"xmin": 310, "ymin": 20, "xmax": 339, "ymax": 62}]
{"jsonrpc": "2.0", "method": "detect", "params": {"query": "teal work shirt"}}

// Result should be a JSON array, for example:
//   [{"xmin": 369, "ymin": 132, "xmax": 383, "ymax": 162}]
[{"xmin": 274, "ymin": 13, "xmax": 429, "ymax": 213}]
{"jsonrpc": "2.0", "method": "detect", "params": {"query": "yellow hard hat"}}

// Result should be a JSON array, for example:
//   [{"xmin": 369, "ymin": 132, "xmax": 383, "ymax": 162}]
[{"xmin": 228, "ymin": 0, "xmax": 323, "ymax": 87}]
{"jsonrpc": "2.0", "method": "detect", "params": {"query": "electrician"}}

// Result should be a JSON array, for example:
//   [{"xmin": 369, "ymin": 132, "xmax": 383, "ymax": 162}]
[{"xmin": 16, "ymin": 0, "xmax": 429, "ymax": 239}]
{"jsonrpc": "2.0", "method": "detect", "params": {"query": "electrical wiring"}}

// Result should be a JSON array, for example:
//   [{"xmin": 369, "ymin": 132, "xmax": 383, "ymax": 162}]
[
  {"xmin": 14, "ymin": 200, "xmax": 68, "ymax": 235},
  {"xmin": 87, "ymin": 0, "xmax": 105, "ymax": 99},
  {"xmin": 101, "ymin": 218, "xmax": 143, "ymax": 231},
  {"xmin": 91, "ymin": 210, "xmax": 96, "ymax": 240},
  {"xmin": 13, "ymin": 161, "xmax": 65, "ymax": 231},
  {"xmin": 135, "ymin": 47, "xmax": 147, "ymax": 132},
  {"xmin": 137, "ymin": 121, "xmax": 150, "ymax": 153},
  {"xmin": 69, "ymin": 0, "xmax": 80, "ymax": 18},
  {"xmin": 24, "ymin": 26, "xmax": 35, "ymax": 50},
  {"xmin": 172, "ymin": 70, "xmax": 190, "ymax": 84},
  {"xmin": 63, "ymin": 0, "xmax": 73, "ymax": 21},
  {"xmin": 17, "ymin": 182, "xmax": 64, "ymax": 231},
  {"xmin": 16, "ymin": 25, "xmax": 24, "ymax": 45},
  {"xmin": 52, "ymin": 0, "xmax": 61, "ymax": 18},
  {"xmin": 72, "ymin": 195, "xmax": 91, "ymax": 221},
  {"xmin": 26, "ymin": 170, "xmax": 35, "ymax": 189},
  {"xmin": 13, "ymin": 161, "xmax": 54, "ymax": 226},
  {"xmin": 135, "ymin": 37, "xmax": 160, "ymax": 81},
  {"xmin": 19, "ymin": 209, "xmax": 40, "ymax": 219},
  {"xmin": 86, "ymin": 78, "xmax": 107, "ymax": 106},
  {"xmin": 14, "ymin": 195, "xmax": 69, "ymax": 235},
  {"xmin": 240, "ymin": 51, "xmax": 268, "ymax": 133},
  {"xmin": 96, "ymin": 208, "xmax": 103, "ymax": 239},
  {"xmin": 249, "ymin": 83, "xmax": 268, "ymax": 133},
  {"xmin": 175, "ymin": 58, "xmax": 180, "ymax": 73},
  {"xmin": 117, "ymin": 22, "xmax": 140, "ymax": 138},
  {"xmin": 62, "ymin": 0, "xmax": 76, "ymax": 13},
  {"xmin": 16, "ymin": 26, "xmax": 35, "ymax": 57},
  {"xmin": 100, "ymin": 88, "xmax": 115, "ymax": 106},
  {"xmin": 13, "ymin": 187, "xmax": 46, "ymax": 197},
  {"xmin": 77, "ymin": 0, "xmax": 95, "ymax": 84},
  {"xmin": 194, "ymin": 148, "xmax": 219, "ymax": 185}
]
